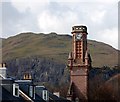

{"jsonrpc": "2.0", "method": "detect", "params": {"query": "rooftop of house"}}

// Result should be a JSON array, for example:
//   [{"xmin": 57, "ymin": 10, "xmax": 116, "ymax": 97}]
[
  {"xmin": 0, "ymin": 77, "xmax": 71, "ymax": 102},
  {"xmin": 0, "ymin": 64, "xmax": 71, "ymax": 102},
  {"xmin": 0, "ymin": 84, "xmax": 24, "ymax": 102}
]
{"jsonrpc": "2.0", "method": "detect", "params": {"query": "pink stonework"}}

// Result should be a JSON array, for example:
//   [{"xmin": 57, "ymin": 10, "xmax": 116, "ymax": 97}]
[{"xmin": 67, "ymin": 26, "xmax": 92, "ymax": 101}]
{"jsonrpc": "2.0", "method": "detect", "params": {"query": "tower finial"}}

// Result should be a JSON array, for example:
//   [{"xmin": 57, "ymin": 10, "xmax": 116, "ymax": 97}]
[
  {"xmin": 85, "ymin": 50, "xmax": 88, "ymax": 59},
  {"xmin": 68, "ymin": 52, "xmax": 73, "ymax": 60}
]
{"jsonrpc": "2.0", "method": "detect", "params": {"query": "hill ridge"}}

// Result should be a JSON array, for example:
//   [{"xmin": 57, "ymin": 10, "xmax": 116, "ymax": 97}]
[{"xmin": 2, "ymin": 32, "xmax": 118, "ymax": 67}]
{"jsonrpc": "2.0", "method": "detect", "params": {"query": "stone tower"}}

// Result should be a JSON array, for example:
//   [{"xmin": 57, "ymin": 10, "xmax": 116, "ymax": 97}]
[{"xmin": 67, "ymin": 25, "xmax": 92, "ymax": 102}]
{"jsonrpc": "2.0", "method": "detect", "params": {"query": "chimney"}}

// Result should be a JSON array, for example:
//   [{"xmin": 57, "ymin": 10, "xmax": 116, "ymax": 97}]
[
  {"xmin": 23, "ymin": 72, "xmax": 32, "ymax": 80},
  {"xmin": 0, "ymin": 63, "xmax": 7, "ymax": 79}
]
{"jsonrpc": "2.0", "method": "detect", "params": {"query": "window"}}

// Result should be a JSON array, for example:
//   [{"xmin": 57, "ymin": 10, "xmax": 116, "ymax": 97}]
[
  {"xmin": 29, "ymin": 86, "xmax": 33, "ymax": 98},
  {"xmin": 13, "ymin": 83, "xmax": 19, "ymax": 97},
  {"xmin": 15, "ymin": 88, "xmax": 18, "ymax": 96},
  {"xmin": 42, "ymin": 90, "xmax": 49, "ymax": 101},
  {"xmin": 72, "ymin": 27, "xmax": 74, "ymax": 30}
]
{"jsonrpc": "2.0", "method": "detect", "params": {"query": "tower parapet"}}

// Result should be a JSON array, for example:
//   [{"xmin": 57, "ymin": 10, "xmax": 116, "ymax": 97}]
[{"xmin": 72, "ymin": 25, "xmax": 88, "ymax": 34}]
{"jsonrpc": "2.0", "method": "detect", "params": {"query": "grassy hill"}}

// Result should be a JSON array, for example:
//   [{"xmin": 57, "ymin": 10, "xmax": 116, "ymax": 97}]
[
  {"xmin": 1, "ymin": 32, "xmax": 119, "ymax": 100},
  {"xmin": 2, "ymin": 32, "xmax": 119, "ymax": 67}
]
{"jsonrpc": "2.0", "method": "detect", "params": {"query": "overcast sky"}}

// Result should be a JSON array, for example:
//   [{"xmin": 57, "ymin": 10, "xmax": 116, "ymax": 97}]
[{"xmin": 1, "ymin": 0, "xmax": 119, "ymax": 49}]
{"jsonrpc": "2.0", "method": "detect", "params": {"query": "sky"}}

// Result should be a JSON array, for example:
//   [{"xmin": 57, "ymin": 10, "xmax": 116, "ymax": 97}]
[{"xmin": 0, "ymin": 0, "xmax": 119, "ymax": 49}]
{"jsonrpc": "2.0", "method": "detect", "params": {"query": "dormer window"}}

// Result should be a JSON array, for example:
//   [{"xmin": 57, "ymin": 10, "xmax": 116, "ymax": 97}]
[
  {"xmin": 29, "ymin": 85, "xmax": 35, "ymax": 99},
  {"xmin": 35, "ymin": 86, "xmax": 49, "ymax": 101},
  {"xmin": 13, "ymin": 83, "xmax": 19, "ymax": 97},
  {"xmin": 42, "ymin": 90, "xmax": 49, "ymax": 101},
  {"xmin": 29, "ymin": 86, "xmax": 33, "ymax": 98}
]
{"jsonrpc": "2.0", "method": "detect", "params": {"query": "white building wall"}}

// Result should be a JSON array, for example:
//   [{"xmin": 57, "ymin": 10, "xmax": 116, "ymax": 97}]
[{"xmin": 0, "ymin": 67, "xmax": 7, "ymax": 78}]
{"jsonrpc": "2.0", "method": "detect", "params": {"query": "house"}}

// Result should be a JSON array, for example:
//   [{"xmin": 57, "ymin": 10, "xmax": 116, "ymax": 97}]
[
  {"xmin": 0, "ymin": 78, "xmax": 24, "ymax": 102},
  {"xmin": 0, "ymin": 63, "xmax": 71, "ymax": 102},
  {"xmin": 0, "ymin": 63, "xmax": 45, "ymax": 102},
  {"xmin": 15, "ymin": 79, "xmax": 46, "ymax": 102}
]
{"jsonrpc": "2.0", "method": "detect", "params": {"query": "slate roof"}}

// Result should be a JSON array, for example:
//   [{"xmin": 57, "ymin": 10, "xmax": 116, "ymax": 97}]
[
  {"xmin": 0, "ymin": 78, "xmax": 71, "ymax": 102},
  {"xmin": 15, "ymin": 80, "xmax": 46, "ymax": 102},
  {"xmin": 49, "ymin": 92, "xmax": 71, "ymax": 102},
  {"xmin": 0, "ymin": 85, "xmax": 24, "ymax": 102},
  {"xmin": 34, "ymin": 94, "xmax": 46, "ymax": 102}
]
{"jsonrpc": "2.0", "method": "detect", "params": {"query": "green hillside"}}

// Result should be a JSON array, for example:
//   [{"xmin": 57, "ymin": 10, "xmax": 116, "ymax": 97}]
[{"xmin": 2, "ymin": 32, "xmax": 119, "ymax": 67}]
